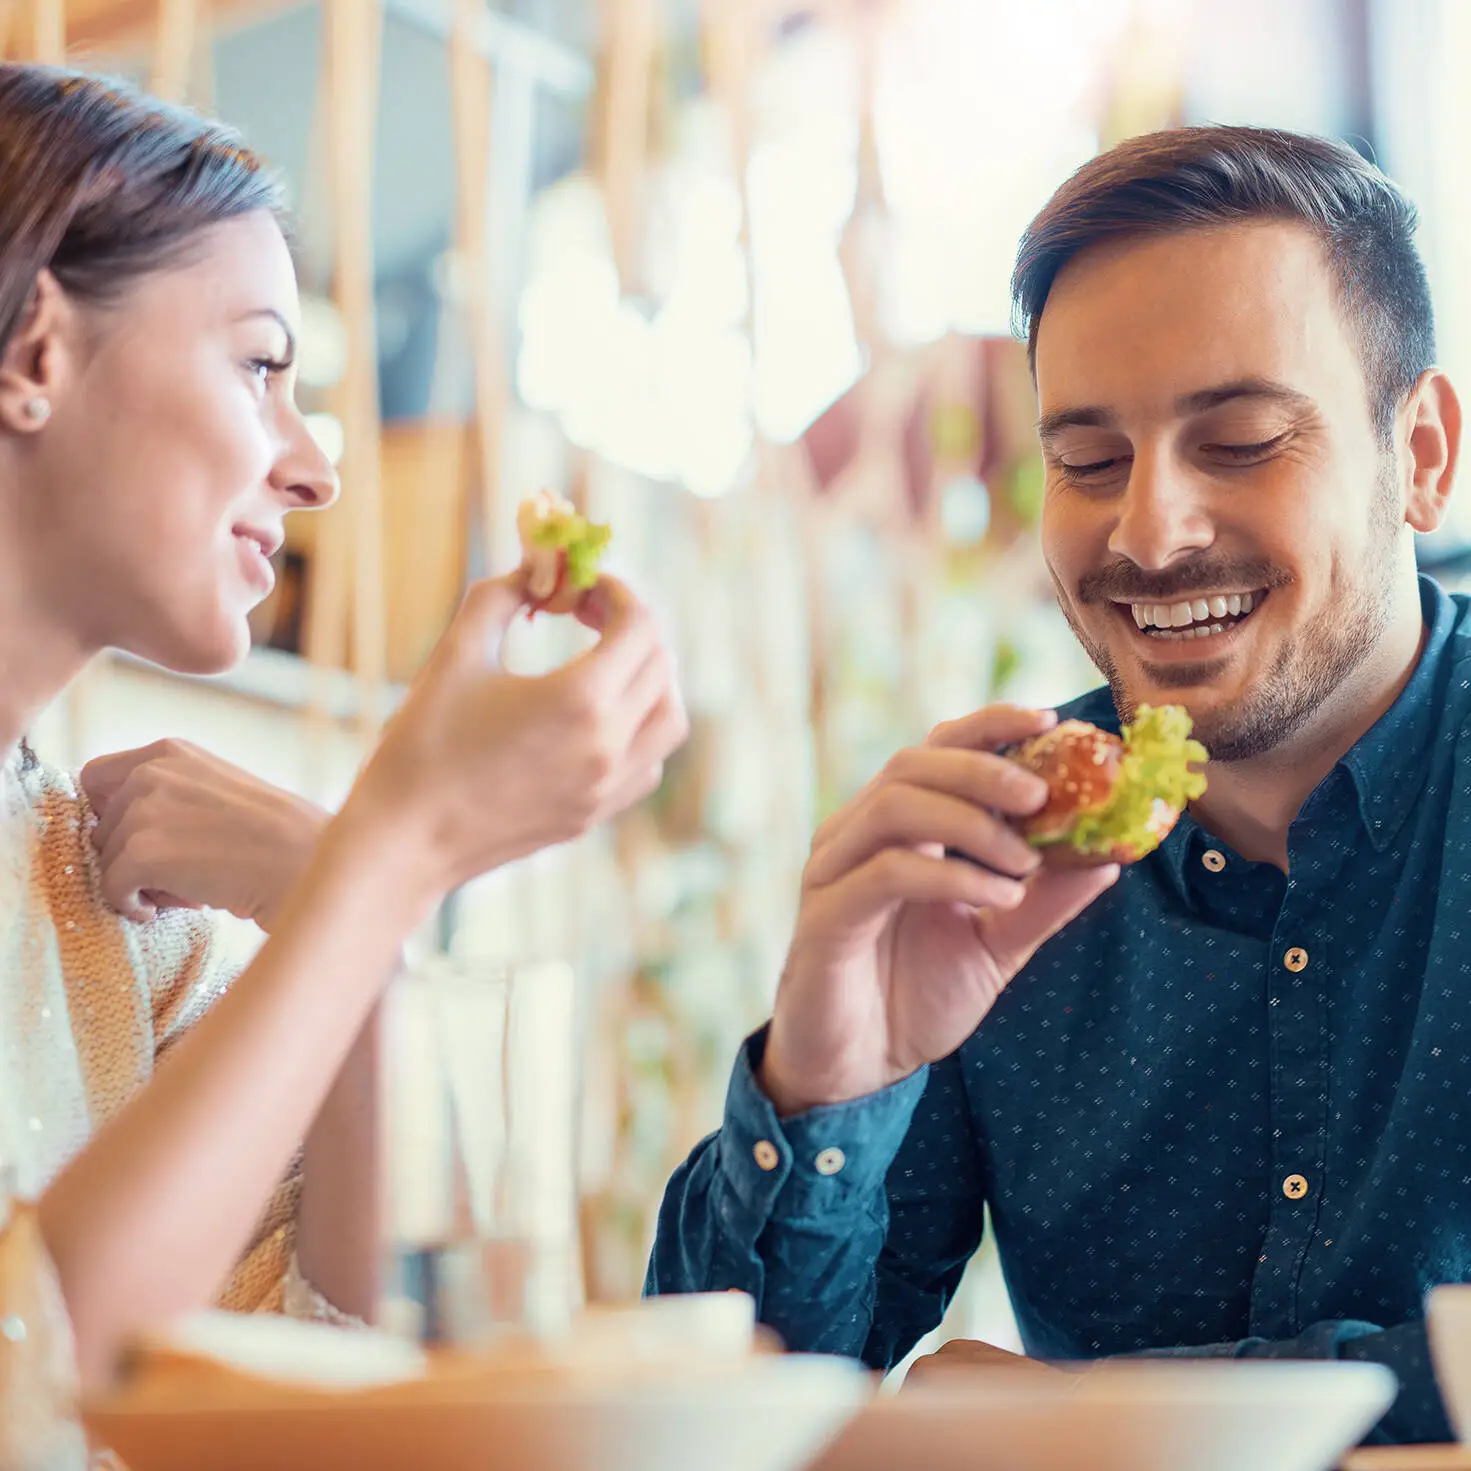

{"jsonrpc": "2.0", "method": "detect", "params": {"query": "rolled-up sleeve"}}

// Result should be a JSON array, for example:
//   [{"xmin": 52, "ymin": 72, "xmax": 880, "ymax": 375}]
[{"xmin": 647, "ymin": 1028, "xmax": 985, "ymax": 1367}]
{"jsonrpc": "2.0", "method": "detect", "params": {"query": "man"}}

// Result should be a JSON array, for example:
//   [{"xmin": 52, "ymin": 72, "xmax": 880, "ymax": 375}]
[{"xmin": 645, "ymin": 124, "xmax": 1469, "ymax": 1445}]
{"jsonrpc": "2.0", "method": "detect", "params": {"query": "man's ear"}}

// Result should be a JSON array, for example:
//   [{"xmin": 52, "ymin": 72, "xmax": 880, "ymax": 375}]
[
  {"xmin": 1401, "ymin": 368, "xmax": 1461, "ymax": 535},
  {"xmin": 0, "ymin": 270, "xmax": 72, "ymax": 435}
]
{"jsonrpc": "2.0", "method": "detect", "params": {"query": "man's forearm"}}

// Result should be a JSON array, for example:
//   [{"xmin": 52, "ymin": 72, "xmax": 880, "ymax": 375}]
[
  {"xmin": 645, "ymin": 1029, "xmax": 955, "ymax": 1366},
  {"xmin": 644, "ymin": 1129, "xmax": 888, "ymax": 1360}
]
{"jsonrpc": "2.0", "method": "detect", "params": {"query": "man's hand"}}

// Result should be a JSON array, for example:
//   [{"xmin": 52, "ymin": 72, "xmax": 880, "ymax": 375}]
[
  {"xmin": 81, "ymin": 740, "xmax": 328, "ymax": 929},
  {"xmin": 903, "ymin": 1337, "xmax": 1066, "ymax": 1389},
  {"xmin": 760, "ymin": 706, "xmax": 1121, "ymax": 1115}
]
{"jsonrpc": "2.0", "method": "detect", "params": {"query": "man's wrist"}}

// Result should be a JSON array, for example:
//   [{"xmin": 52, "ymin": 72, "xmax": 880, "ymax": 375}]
[
  {"xmin": 722, "ymin": 1028, "xmax": 931, "ymax": 1222},
  {"xmin": 758, "ymin": 1029, "xmax": 906, "ymax": 1118}
]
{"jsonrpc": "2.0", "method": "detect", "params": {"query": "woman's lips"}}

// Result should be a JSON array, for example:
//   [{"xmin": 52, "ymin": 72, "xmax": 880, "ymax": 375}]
[{"xmin": 234, "ymin": 533, "xmax": 276, "ymax": 594}]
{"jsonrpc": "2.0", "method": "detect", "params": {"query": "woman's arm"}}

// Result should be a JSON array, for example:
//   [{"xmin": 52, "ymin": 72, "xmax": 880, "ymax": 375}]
[
  {"xmin": 37, "ymin": 574, "xmax": 687, "ymax": 1385},
  {"xmin": 80, "ymin": 740, "xmax": 387, "ymax": 1321},
  {"xmin": 297, "ymin": 996, "xmax": 383, "ymax": 1323},
  {"xmin": 39, "ymin": 799, "xmax": 427, "ymax": 1383}
]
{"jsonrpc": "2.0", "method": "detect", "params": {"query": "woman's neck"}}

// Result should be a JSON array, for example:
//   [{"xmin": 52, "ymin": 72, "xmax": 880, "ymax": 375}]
[{"xmin": 0, "ymin": 547, "xmax": 94, "ymax": 762}]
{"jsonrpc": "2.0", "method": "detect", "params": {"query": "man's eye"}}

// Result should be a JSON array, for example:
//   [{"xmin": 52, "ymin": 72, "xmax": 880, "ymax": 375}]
[
  {"xmin": 1204, "ymin": 434, "xmax": 1289, "ymax": 462},
  {"xmin": 1059, "ymin": 455, "xmax": 1130, "ymax": 482}
]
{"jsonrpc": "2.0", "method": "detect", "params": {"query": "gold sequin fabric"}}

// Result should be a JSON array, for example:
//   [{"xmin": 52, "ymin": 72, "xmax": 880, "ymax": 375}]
[
  {"xmin": 0, "ymin": 748, "xmax": 322, "ymax": 1314},
  {"xmin": 0, "ymin": 1199, "xmax": 88, "ymax": 1470}
]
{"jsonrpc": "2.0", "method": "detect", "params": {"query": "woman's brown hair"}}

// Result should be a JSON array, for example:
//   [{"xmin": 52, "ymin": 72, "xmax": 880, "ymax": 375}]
[
  {"xmin": 0, "ymin": 63, "xmax": 284, "ymax": 359},
  {"xmin": 0, "ymin": 66, "xmax": 285, "ymax": 774}
]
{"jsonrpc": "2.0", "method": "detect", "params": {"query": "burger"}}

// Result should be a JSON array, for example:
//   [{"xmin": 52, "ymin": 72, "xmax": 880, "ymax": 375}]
[
  {"xmin": 516, "ymin": 490, "xmax": 612, "ymax": 615},
  {"xmin": 1008, "ymin": 704, "xmax": 1208, "ymax": 867}
]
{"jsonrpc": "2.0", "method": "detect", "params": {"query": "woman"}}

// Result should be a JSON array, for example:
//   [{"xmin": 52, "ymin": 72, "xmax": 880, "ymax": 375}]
[{"xmin": 0, "ymin": 59, "xmax": 685, "ymax": 1450}]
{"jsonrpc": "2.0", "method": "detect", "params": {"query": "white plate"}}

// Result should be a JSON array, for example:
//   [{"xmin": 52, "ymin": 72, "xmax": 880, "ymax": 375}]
[
  {"xmin": 85, "ymin": 1351, "xmax": 870, "ymax": 1471},
  {"xmin": 809, "ymin": 1360, "xmax": 1397, "ymax": 1471}
]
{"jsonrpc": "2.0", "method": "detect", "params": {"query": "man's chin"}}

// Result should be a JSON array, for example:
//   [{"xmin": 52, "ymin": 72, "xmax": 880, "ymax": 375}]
[
  {"xmin": 1128, "ymin": 652, "xmax": 1239, "ymax": 699},
  {"xmin": 1108, "ymin": 664, "xmax": 1242, "ymax": 727}
]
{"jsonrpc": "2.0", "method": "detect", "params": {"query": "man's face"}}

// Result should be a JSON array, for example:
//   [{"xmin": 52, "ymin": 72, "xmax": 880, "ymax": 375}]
[{"xmin": 1036, "ymin": 221, "xmax": 1407, "ymax": 761}]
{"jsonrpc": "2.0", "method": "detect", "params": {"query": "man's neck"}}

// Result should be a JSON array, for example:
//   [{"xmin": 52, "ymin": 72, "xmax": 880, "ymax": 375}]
[{"xmin": 1187, "ymin": 601, "xmax": 1429, "ymax": 871}]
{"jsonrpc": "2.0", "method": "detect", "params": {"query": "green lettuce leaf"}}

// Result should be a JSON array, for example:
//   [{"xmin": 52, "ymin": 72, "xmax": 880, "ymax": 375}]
[
  {"xmin": 1043, "ymin": 703, "xmax": 1208, "ymax": 859},
  {"xmin": 530, "ymin": 511, "xmax": 612, "ymax": 591}
]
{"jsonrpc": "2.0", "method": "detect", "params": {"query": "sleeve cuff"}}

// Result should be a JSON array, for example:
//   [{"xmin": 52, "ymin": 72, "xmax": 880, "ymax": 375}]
[{"xmin": 716, "ymin": 1026, "xmax": 929, "ymax": 1222}]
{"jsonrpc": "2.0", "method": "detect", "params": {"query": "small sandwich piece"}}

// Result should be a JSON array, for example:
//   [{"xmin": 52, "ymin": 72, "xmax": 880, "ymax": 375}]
[
  {"xmin": 515, "ymin": 490, "xmax": 612, "ymax": 615},
  {"xmin": 1008, "ymin": 704, "xmax": 1208, "ymax": 867}
]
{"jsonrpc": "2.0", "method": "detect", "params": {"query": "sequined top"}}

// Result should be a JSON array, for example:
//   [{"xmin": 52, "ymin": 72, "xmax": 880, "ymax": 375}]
[{"xmin": 0, "ymin": 746, "xmax": 349, "ymax": 1466}]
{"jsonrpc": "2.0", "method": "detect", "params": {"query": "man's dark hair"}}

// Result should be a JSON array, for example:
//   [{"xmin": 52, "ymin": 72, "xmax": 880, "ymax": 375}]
[{"xmin": 1010, "ymin": 125, "xmax": 1435, "ymax": 445}]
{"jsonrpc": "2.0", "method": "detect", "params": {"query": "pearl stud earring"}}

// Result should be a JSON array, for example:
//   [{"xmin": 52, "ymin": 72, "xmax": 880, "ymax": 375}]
[{"xmin": 21, "ymin": 397, "xmax": 49, "ymax": 424}]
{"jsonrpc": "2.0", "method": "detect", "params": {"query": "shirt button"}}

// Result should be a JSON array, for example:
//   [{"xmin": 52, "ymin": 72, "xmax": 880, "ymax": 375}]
[
  {"xmin": 815, "ymin": 1147, "xmax": 846, "ymax": 1176},
  {"xmin": 1283, "ymin": 1173, "xmax": 1309, "ymax": 1200},
  {"xmin": 1201, "ymin": 849, "xmax": 1226, "ymax": 873},
  {"xmin": 753, "ymin": 1140, "xmax": 779, "ymax": 1171},
  {"xmin": 1283, "ymin": 947, "xmax": 1309, "ymax": 972}
]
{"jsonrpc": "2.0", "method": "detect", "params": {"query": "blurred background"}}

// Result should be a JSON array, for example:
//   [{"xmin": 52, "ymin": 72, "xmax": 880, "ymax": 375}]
[{"xmin": 20, "ymin": 0, "xmax": 1471, "ymax": 1355}]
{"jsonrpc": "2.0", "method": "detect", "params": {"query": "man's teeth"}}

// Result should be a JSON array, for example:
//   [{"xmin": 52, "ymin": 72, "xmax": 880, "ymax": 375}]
[{"xmin": 1128, "ymin": 591, "xmax": 1258, "ymax": 637}]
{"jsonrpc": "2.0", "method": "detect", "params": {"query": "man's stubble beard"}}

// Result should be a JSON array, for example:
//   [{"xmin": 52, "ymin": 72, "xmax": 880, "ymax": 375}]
[{"xmin": 1054, "ymin": 478, "xmax": 1402, "ymax": 763}]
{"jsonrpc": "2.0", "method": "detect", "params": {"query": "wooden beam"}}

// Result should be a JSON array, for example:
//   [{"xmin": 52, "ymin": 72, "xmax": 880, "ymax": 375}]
[
  {"xmin": 387, "ymin": 0, "xmax": 591, "ymax": 98},
  {"xmin": 150, "ymin": 0, "xmax": 200, "ymax": 101},
  {"xmin": 597, "ymin": 0, "xmax": 655, "ymax": 293},
  {"xmin": 318, "ymin": 0, "xmax": 387, "ymax": 745},
  {"xmin": 28, "ymin": 0, "xmax": 66, "ymax": 62},
  {"xmin": 449, "ymin": 0, "xmax": 506, "ymax": 574},
  {"xmin": 64, "ymin": 0, "xmax": 296, "ymax": 53}
]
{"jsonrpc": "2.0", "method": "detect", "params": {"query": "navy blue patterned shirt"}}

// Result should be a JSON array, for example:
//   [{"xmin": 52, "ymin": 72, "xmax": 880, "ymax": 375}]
[{"xmin": 647, "ymin": 576, "xmax": 1471, "ymax": 1445}]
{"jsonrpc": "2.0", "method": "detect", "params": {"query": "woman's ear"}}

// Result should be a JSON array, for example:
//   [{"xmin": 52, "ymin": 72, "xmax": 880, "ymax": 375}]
[{"xmin": 0, "ymin": 270, "xmax": 72, "ymax": 436}]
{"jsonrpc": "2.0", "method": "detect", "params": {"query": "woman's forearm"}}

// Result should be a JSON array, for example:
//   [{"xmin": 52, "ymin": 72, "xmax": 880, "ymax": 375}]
[
  {"xmin": 297, "ymin": 997, "xmax": 384, "ymax": 1323},
  {"xmin": 38, "ymin": 798, "xmax": 437, "ymax": 1384}
]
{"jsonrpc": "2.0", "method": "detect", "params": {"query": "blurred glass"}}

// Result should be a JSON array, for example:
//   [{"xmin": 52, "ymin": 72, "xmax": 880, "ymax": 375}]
[{"xmin": 380, "ymin": 957, "xmax": 578, "ymax": 1346}]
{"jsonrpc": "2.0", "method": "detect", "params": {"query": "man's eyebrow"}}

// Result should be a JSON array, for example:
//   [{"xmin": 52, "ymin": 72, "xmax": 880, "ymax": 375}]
[
  {"xmin": 1037, "ymin": 404, "xmax": 1118, "ymax": 443},
  {"xmin": 1037, "ymin": 378, "xmax": 1315, "ymax": 445},
  {"xmin": 236, "ymin": 307, "xmax": 297, "ymax": 360},
  {"xmin": 1174, "ymin": 377, "xmax": 1314, "ymax": 416}
]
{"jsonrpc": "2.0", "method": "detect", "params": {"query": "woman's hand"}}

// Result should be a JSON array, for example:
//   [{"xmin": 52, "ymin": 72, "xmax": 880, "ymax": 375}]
[
  {"xmin": 80, "ymin": 741, "xmax": 328, "ymax": 928},
  {"xmin": 348, "ymin": 572, "xmax": 688, "ymax": 900}
]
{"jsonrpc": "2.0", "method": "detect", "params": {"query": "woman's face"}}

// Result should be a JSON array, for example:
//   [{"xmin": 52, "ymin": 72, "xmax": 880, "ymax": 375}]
[{"xmin": 13, "ymin": 210, "xmax": 338, "ymax": 674}]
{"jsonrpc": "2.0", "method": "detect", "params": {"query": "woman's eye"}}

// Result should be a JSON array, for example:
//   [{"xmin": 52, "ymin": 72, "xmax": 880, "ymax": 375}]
[{"xmin": 247, "ymin": 356, "xmax": 290, "ymax": 388}]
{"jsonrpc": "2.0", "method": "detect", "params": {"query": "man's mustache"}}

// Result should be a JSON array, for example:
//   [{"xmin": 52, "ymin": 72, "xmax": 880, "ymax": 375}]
[{"xmin": 1076, "ymin": 557, "xmax": 1290, "ymax": 605}]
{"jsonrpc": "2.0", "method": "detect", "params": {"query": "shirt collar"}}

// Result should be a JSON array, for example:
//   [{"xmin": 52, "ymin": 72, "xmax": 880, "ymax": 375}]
[
  {"xmin": 1341, "ymin": 574, "xmax": 1460, "ymax": 852},
  {"xmin": 1071, "ymin": 574, "xmax": 1460, "ymax": 895}
]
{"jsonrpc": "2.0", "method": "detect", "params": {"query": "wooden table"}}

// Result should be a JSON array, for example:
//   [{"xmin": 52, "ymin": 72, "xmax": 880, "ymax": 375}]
[{"xmin": 1342, "ymin": 1448, "xmax": 1471, "ymax": 1470}]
